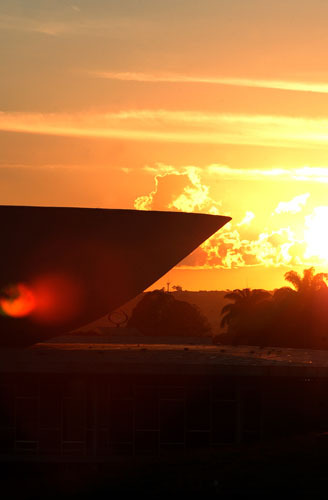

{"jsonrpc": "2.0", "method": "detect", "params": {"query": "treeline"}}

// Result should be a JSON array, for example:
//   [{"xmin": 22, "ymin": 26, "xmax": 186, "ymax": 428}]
[
  {"xmin": 120, "ymin": 266, "xmax": 328, "ymax": 350},
  {"xmin": 217, "ymin": 267, "xmax": 328, "ymax": 349},
  {"xmin": 127, "ymin": 289, "xmax": 211, "ymax": 337}
]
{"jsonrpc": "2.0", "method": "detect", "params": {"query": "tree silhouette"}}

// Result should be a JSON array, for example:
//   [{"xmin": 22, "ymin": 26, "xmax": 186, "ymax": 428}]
[
  {"xmin": 284, "ymin": 267, "xmax": 328, "ymax": 294},
  {"xmin": 278, "ymin": 267, "xmax": 328, "ymax": 348},
  {"xmin": 219, "ymin": 288, "xmax": 271, "ymax": 344},
  {"xmin": 217, "ymin": 268, "xmax": 328, "ymax": 349},
  {"xmin": 220, "ymin": 288, "xmax": 271, "ymax": 329},
  {"xmin": 127, "ymin": 289, "xmax": 211, "ymax": 337}
]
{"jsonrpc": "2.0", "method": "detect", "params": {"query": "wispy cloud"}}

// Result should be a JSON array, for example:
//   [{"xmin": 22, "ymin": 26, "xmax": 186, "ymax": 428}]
[
  {"xmin": 274, "ymin": 193, "xmax": 310, "ymax": 214},
  {"xmin": 0, "ymin": 13, "xmax": 72, "ymax": 36},
  {"xmin": 146, "ymin": 163, "xmax": 328, "ymax": 186},
  {"xmin": 237, "ymin": 211, "xmax": 255, "ymax": 226},
  {"xmin": 2, "ymin": 109, "xmax": 328, "ymax": 149},
  {"xmin": 0, "ymin": 12, "xmax": 150, "ymax": 38},
  {"xmin": 206, "ymin": 165, "xmax": 328, "ymax": 183},
  {"xmin": 91, "ymin": 71, "xmax": 328, "ymax": 95}
]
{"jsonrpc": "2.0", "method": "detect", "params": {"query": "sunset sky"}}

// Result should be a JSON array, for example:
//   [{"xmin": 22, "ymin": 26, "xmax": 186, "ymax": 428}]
[{"xmin": 2, "ymin": 0, "xmax": 328, "ymax": 291}]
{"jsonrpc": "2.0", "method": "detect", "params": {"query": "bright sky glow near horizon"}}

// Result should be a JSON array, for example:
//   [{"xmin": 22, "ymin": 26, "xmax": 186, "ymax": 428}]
[{"xmin": 2, "ymin": 0, "xmax": 328, "ymax": 290}]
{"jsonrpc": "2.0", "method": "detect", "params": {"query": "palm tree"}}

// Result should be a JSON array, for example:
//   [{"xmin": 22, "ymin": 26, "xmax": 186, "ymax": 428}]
[
  {"xmin": 284, "ymin": 267, "xmax": 328, "ymax": 294},
  {"xmin": 274, "ymin": 267, "xmax": 328, "ymax": 348},
  {"xmin": 220, "ymin": 288, "xmax": 271, "ymax": 331}
]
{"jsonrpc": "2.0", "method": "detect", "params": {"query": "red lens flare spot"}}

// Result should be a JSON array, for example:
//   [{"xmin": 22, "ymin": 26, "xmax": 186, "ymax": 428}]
[
  {"xmin": 32, "ymin": 273, "xmax": 83, "ymax": 324},
  {"xmin": 0, "ymin": 284, "xmax": 36, "ymax": 318},
  {"xmin": 0, "ymin": 274, "xmax": 83, "ymax": 324}
]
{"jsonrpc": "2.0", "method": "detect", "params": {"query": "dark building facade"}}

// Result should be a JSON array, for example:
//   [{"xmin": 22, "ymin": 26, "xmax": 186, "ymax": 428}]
[{"xmin": 1, "ymin": 342, "xmax": 328, "ymax": 461}]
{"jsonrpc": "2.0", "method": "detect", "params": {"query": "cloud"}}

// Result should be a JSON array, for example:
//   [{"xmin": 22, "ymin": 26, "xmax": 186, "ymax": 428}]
[
  {"xmin": 0, "ymin": 13, "xmax": 72, "ymax": 36},
  {"xmin": 1, "ymin": 110, "xmax": 328, "ymax": 149},
  {"xmin": 189, "ymin": 226, "xmax": 301, "ymax": 269},
  {"xmin": 134, "ymin": 166, "xmax": 221, "ymax": 214},
  {"xmin": 237, "ymin": 211, "xmax": 255, "ymax": 226},
  {"xmin": 274, "ymin": 193, "xmax": 310, "ymax": 214},
  {"xmin": 91, "ymin": 71, "xmax": 328, "ymax": 95},
  {"xmin": 0, "ymin": 11, "xmax": 161, "ymax": 41},
  {"xmin": 207, "ymin": 165, "xmax": 328, "ymax": 183},
  {"xmin": 0, "ymin": 11, "xmax": 153, "ymax": 38},
  {"xmin": 153, "ymin": 163, "xmax": 328, "ymax": 185},
  {"xmin": 134, "ymin": 164, "xmax": 328, "ymax": 270}
]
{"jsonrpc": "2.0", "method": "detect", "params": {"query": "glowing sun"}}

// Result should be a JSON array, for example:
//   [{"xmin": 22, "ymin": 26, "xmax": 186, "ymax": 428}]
[{"xmin": 304, "ymin": 207, "xmax": 328, "ymax": 262}]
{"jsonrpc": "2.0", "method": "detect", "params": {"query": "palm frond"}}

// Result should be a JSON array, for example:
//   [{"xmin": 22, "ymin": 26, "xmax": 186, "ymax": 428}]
[{"xmin": 284, "ymin": 270, "xmax": 302, "ymax": 291}]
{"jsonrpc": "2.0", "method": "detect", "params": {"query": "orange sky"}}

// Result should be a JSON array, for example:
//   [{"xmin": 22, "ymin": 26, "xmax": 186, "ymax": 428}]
[{"xmin": 2, "ymin": 1, "xmax": 328, "ymax": 290}]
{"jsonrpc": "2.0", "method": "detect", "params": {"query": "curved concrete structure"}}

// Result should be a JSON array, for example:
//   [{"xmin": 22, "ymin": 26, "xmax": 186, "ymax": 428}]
[{"xmin": 0, "ymin": 206, "xmax": 230, "ymax": 347}]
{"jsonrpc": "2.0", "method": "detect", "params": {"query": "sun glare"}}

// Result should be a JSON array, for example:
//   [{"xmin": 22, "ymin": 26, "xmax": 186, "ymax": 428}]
[{"xmin": 304, "ymin": 207, "xmax": 328, "ymax": 262}]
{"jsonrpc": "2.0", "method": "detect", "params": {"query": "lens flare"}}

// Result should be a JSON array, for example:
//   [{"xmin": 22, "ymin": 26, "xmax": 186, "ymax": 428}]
[
  {"xmin": 32, "ymin": 273, "xmax": 83, "ymax": 324},
  {"xmin": 0, "ymin": 273, "xmax": 83, "ymax": 324},
  {"xmin": 0, "ymin": 284, "xmax": 36, "ymax": 318}
]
